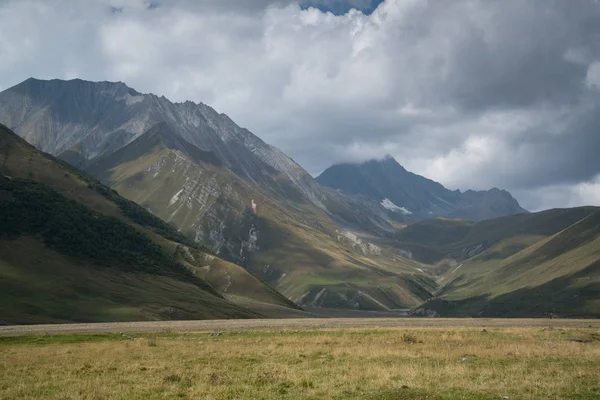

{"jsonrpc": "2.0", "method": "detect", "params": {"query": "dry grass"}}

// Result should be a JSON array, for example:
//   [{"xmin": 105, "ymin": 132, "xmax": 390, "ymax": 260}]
[{"xmin": 1, "ymin": 326, "xmax": 600, "ymax": 399}]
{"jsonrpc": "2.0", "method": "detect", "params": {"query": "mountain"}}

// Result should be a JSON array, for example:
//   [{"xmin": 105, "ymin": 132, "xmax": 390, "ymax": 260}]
[
  {"xmin": 0, "ymin": 78, "xmax": 391, "ymax": 230},
  {"xmin": 396, "ymin": 207, "xmax": 600, "ymax": 318},
  {"xmin": 0, "ymin": 123, "xmax": 304, "ymax": 323},
  {"xmin": 84, "ymin": 121, "xmax": 435, "ymax": 310},
  {"xmin": 1, "ymin": 78, "xmax": 598, "ymax": 318},
  {"xmin": 316, "ymin": 156, "xmax": 528, "ymax": 221},
  {"xmin": 0, "ymin": 78, "xmax": 435, "ymax": 312},
  {"xmin": 0, "ymin": 78, "xmax": 356, "ymax": 210}
]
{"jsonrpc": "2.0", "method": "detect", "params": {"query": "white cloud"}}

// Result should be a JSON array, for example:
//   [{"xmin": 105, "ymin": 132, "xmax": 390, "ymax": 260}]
[
  {"xmin": 586, "ymin": 62, "xmax": 600, "ymax": 89},
  {"xmin": 515, "ymin": 174, "xmax": 600, "ymax": 211},
  {"xmin": 0, "ymin": 0, "xmax": 599, "ymax": 211}
]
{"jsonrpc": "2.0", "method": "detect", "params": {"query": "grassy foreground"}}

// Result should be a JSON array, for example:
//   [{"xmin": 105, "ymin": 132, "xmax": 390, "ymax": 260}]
[{"xmin": 1, "ymin": 326, "xmax": 600, "ymax": 399}]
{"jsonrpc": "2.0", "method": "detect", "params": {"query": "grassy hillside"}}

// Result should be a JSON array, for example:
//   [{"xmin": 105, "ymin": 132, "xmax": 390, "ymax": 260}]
[
  {"xmin": 86, "ymin": 124, "xmax": 437, "ymax": 311},
  {"xmin": 0, "ymin": 123, "xmax": 299, "ymax": 323},
  {"xmin": 0, "ymin": 176, "xmax": 205, "ymax": 285},
  {"xmin": 176, "ymin": 246, "xmax": 301, "ymax": 310},
  {"xmin": 396, "ymin": 207, "xmax": 598, "ymax": 265},
  {"xmin": 418, "ymin": 210, "xmax": 600, "ymax": 317},
  {"xmin": 0, "ymin": 237, "xmax": 257, "ymax": 324}
]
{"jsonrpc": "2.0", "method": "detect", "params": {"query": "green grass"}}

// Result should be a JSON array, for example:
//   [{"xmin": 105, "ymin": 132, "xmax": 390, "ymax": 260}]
[
  {"xmin": 424, "ymin": 211, "xmax": 600, "ymax": 317},
  {"xmin": 0, "ymin": 333, "xmax": 126, "ymax": 346},
  {"xmin": 396, "ymin": 207, "xmax": 599, "ymax": 265},
  {"xmin": 1, "ymin": 327, "xmax": 599, "ymax": 399}
]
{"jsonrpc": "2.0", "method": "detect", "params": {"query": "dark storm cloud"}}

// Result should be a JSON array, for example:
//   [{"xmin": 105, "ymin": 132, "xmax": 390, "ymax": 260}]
[
  {"xmin": 300, "ymin": 0, "xmax": 383, "ymax": 14},
  {"xmin": 0, "ymin": 0, "xmax": 599, "ymax": 209}
]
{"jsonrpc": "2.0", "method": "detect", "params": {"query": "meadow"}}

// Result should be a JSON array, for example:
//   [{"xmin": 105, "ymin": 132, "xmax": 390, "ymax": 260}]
[{"xmin": 1, "ymin": 319, "xmax": 600, "ymax": 399}]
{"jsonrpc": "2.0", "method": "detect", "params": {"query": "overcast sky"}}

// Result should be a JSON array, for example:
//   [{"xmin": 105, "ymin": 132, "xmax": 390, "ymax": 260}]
[{"xmin": 1, "ymin": 0, "xmax": 600, "ymax": 211}]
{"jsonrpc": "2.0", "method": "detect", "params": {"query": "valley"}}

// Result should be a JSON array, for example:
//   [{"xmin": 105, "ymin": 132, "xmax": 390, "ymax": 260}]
[
  {"xmin": 0, "ymin": 78, "xmax": 599, "ymax": 321},
  {"xmin": 2, "ymin": 2, "xmax": 600, "ymax": 400}
]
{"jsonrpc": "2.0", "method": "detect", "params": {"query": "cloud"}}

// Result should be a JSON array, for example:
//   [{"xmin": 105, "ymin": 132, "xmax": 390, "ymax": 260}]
[
  {"xmin": 300, "ymin": 0, "xmax": 383, "ymax": 14},
  {"xmin": 0, "ymin": 0, "xmax": 600, "ymax": 211}
]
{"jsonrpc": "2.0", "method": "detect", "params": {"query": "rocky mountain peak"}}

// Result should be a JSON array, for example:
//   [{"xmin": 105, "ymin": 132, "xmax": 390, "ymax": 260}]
[{"xmin": 317, "ymin": 157, "xmax": 528, "ymax": 221}]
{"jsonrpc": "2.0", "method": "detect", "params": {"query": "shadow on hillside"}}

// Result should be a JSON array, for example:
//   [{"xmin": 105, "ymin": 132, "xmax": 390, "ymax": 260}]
[{"xmin": 425, "ymin": 260, "xmax": 600, "ymax": 318}]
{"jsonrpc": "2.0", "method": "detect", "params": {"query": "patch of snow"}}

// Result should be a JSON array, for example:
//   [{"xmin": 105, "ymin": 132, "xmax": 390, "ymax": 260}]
[
  {"xmin": 251, "ymin": 199, "xmax": 257, "ymax": 214},
  {"xmin": 380, "ymin": 198, "xmax": 412, "ymax": 215}
]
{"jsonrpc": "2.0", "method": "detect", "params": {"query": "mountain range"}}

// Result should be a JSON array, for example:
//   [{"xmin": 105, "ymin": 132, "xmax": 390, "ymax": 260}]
[
  {"xmin": 0, "ymin": 77, "xmax": 598, "ymax": 320},
  {"xmin": 0, "ymin": 123, "xmax": 306, "ymax": 323},
  {"xmin": 0, "ymin": 78, "xmax": 436, "ymax": 312},
  {"xmin": 317, "ymin": 156, "xmax": 528, "ymax": 221}
]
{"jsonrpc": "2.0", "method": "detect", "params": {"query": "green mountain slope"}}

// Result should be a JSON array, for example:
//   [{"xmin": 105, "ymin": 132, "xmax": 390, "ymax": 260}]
[
  {"xmin": 0, "ymin": 124, "xmax": 299, "ymax": 323},
  {"xmin": 86, "ymin": 123, "xmax": 437, "ymax": 311},
  {"xmin": 408, "ymin": 209, "xmax": 600, "ymax": 317},
  {"xmin": 395, "ymin": 207, "xmax": 598, "ymax": 265}
]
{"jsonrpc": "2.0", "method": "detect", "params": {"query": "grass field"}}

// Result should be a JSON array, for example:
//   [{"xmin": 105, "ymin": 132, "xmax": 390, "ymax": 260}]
[{"xmin": 1, "ymin": 319, "xmax": 600, "ymax": 399}]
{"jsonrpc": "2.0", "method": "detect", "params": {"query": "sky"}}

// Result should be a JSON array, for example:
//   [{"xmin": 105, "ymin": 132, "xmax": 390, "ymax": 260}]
[{"xmin": 0, "ymin": 0, "xmax": 599, "ymax": 211}]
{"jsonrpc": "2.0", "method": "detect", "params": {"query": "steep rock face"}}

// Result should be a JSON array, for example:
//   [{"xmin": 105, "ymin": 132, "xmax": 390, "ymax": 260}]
[
  {"xmin": 0, "ymin": 79, "xmax": 319, "ymax": 201},
  {"xmin": 87, "ymin": 124, "xmax": 263, "ymax": 264},
  {"xmin": 316, "ymin": 156, "xmax": 528, "ymax": 221},
  {"xmin": 0, "ymin": 78, "xmax": 154, "ymax": 162},
  {"xmin": 83, "ymin": 123, "xmax": 434, "ymax": 311},
  {"xmin": 0, "ymin": 78, "xmax": 391, "ymax": 233}
]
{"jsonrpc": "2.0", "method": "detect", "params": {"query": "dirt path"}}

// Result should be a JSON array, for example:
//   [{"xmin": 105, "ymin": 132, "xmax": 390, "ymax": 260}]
[{"xmin": 1, "ymin": 318, "xmax": 599, "ymax": 337}]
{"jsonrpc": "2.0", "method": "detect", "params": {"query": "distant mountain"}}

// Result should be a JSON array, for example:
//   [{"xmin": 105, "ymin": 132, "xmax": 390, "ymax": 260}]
[
  {"xmin": 316, "ymin": 156, "xmax": 528, "ymax": 221},
  {"xmin": 0, "ymin": 123, "xmax": 303, "ymax": 323},
  {"xmin": 0, "ymin": 78, "xmax": 434, "ymax": 312}
]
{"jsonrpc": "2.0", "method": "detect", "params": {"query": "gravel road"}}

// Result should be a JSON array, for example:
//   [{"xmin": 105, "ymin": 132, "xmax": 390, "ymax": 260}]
[{"xmin": 1, "ymin": 318, "xmax": 599, "ymax": 337}]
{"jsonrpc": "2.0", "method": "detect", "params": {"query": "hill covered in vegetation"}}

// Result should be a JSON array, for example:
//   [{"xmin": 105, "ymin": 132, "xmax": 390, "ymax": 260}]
[
  {"xmin": 0, "ymin": 124, "xmax": 300, "ymax": 323},
  {"xmin": 399, "ymin": 209, "xmax": 600, "ymax": 317}
]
